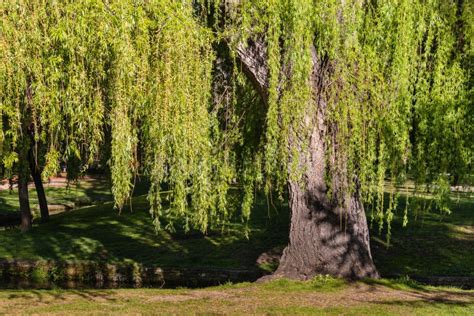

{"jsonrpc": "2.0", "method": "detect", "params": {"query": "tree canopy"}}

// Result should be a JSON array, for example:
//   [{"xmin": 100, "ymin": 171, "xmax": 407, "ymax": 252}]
[{"xmin": 1, "ymin": 0, "xmax": 472, "ymax": 237}]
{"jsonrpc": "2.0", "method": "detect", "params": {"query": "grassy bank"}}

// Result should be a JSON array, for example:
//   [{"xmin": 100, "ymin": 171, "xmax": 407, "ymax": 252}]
[
  {"xmin": 0, "ymin": 181, "xmax": 472, "ymax": 278},
  {"xmin": 0, "ymin": 190, "xmax": 288, "ymax": 270},
  {"xmin": 0, "ymin": 177, "xmax": 113, "ymax": 214},
  {"xmin": 371, "ymin": 188, "xmax": 473, "ymax": 277},
  {"xmin": 0, "ymin": 277, "xmax": 472, "ymax": 315}
]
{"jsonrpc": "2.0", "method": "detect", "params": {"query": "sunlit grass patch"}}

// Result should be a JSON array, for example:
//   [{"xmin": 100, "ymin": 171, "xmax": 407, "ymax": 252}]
[{"xmin": 262, "ymin": 275, "xmax": 347, "ymax": 293}]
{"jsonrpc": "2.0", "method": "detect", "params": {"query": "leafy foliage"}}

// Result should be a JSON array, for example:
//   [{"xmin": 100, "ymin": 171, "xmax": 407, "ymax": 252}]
[{"xmin": 1, "ymin": 0, "xmax": 472, "ymax": 234}]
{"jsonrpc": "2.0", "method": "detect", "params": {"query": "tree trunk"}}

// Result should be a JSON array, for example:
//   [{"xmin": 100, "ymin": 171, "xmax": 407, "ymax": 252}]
[
  {"xmin": 18, "ymin": 161, "xmax": 32, "ymax": 232},
  {"xmin": 274, "ymin": 123, "xmax": 378, "ymax": 279},
  {"xmin": 276, "ymin": 182, "xmax": 378, "ymax": 279},
  {"xmin": 29, "ymin": 148, "xmax": 49, "ymax": 222},
  {"xmin": 18, "ymin": 79, "xmax": 34, "ymax": 232},
  {"xmin": 236, "ymin": 41, "xmax": 379, "ymax": 280}
]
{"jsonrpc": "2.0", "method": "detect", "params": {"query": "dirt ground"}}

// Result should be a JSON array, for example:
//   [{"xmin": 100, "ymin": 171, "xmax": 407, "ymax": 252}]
[{"xmin": 0, "ymin": 282, "xmax": 473, "ymax": 315}]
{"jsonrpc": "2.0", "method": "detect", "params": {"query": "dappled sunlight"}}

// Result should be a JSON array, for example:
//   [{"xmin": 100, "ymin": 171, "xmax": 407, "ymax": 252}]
[
  {"xmin": 371, "ymin": 192, "xmax": 474, "ymax": 278},
  {"xmin": 1, "ymin": 182, "xmax": 472, "ymax": 283},
  {"xmin": 0, "ymin": 187, "xmax": 289, "ymax": 273},
  {"xmin": 449, "ymin": 225, "xmax": 474, "ymax": 241}
]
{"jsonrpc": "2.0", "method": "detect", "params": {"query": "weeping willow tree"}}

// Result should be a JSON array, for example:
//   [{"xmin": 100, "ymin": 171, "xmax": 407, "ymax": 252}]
[{"xmin": 1, "ymin": 0, "xmax": 472, "ymax": 278}]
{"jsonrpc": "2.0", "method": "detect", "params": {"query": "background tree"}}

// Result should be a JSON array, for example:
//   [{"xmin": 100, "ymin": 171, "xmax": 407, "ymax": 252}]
[
  {"xmin": 1, "ymin": 0, "xmax": 472, "ymax": 279},
  {"xmin": 1, "ymin": 1, "xmax": 108, "ymax": 230}
]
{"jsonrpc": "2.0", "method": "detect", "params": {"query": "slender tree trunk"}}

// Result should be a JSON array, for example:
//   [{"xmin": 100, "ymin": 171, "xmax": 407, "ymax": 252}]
[
  {"xmin": 18, "ymin": 79, "xmax": 34, "ymax": 231},
  {"xmin": 236, "ymin": 41, "xmax": 379, "ymax": 280},
  {"xmin": 18, "ymin": 157, "xmax": 32, "ymax": 232},
  {"xmin": 29, "ymin": 149, "xmax": 49, "ymax": 222}
]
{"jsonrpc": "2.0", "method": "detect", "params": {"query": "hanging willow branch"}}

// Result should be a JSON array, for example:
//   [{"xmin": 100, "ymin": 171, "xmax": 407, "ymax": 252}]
[{"xmin": 1, "ymin": 0, "xmax": 472, "ymax": 236}]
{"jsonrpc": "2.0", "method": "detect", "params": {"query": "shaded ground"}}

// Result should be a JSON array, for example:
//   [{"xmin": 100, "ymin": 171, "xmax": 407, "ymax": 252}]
[
  {"xmin": 0, "ymin": 179, "xmax": 472, "ymax": 278},
  {"xmin": 0, "ymin": 192, "xmax": 288, "ymax": 270},
  {"xmin": 370, "ymin": 187, "xmax": 474, "ymax": 277},
  {"xmin": 0, "ymin": 278, "xmax": 472, "ymax": 315}
]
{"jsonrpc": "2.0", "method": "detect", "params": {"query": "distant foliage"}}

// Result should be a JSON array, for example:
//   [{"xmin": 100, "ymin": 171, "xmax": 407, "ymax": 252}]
[{"xmin": 1, "ymin": 0, "xmax": 472, "ymax": 234}]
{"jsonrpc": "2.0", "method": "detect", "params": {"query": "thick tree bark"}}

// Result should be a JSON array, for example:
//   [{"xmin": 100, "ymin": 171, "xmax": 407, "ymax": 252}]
[
  {"xmin": 29, "ymin": 149, "xmax": 49, "ymax": 223},
  {"xmin": 277, "ymin": 181, "xmax": 378, "ymax": 279},
  {"xmin": 236, "ymin": 41, "xmax": 379, "ymax": 280},
  {"xmin": 274, "ymin": 114, "xmax": 378, "ymax": 279}
]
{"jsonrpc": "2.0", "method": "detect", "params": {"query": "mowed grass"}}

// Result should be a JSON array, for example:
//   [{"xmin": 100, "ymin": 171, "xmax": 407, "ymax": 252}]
[
  {"xmin": 0, "ymin": 277, "xmax": 472, "ymax": 315},
  {"xmin": 0, "ymin": 177, "xmax": 113, "ymax": 214},
  {"xmin": 0, "ymin": 181, "xmax": 472, "ymax": 314},
  {"xmin": 0, "ymin": 184, "xmax": 288, "ymax": 269},
  {"xmin": 0, "ymin": 180, "xmax": 472, "ymax": 277},
  {"xmin": 370, "ymin": 187, "xmax": 474, "ymax": 277},
  {"xmin": 0, "ymin": 177, "xmax": 148, "ymax": 216}
]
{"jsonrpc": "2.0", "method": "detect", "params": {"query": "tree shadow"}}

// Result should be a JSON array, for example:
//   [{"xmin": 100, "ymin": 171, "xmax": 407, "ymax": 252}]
[
  {"xmin": 0, "ymin": 192, "xmax": 290, "ymax": 288},
  {"xmin": 0, "ymin": 193, "xmax": 17, "ymax": 212},
  {"xmin": 1, "ymin": 181, "xmax": 472, "ymax": 289},
  {"xmin": 370, "ymin": 298, "xmax": 473, "ymax": 309},
  {"xmin": 370, "ymin": 192, "xmax": 474, "ymax": 278},
  {"xmin": 348, "ymin": 278, "xmax": 474, "ymax": 311},
  {"xmin": 7, "ymin": 289, "xmax": 118, "ymax": 303}
]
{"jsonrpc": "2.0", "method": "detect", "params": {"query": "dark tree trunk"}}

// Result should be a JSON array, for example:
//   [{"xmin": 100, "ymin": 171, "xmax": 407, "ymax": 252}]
[
  {"xmin": 29, "ymin": 149, "xmax": 49, "ymax": 222},
  {"xmin": 18, "ymin": 79, "xmax": 34, "ymax": 232},
  {"xmin": 277, "ymin": 183, "xmax": 378, "ymax": 279},
  {"xmin": 18, "ymin": 160, "xmax": 32, "ymax": 232},
  {"xmin": 236, "ymin": 41, "xmax": 379, "ymax": 280}
]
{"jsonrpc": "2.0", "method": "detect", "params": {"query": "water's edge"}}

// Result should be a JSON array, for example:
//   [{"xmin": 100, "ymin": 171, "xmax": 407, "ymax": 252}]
[
  {"xmin": 0, "ymin": 259, "xmax": 263, "ymax": 289},
  {"xmin": 0, "ymin": 260, "xmax": 472, "ymax": 289}
]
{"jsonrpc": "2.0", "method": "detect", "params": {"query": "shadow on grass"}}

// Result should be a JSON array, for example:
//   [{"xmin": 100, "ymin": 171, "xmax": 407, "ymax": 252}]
[
  {"xmin": 0, "ymin": 193, "xmax": 17, "ymax": 213},
  {"xmin": 0, "ymin": 177, "xmax": 115, "ymax": 214},
  {"xmin": 361, "ymin": 277, "xmax": 474, "ymax": 306},
  {"xmin": 0, "ymin": 193, "xmax": 290, "ymax": 272},
  {"xmin": 0, "ymin": 182, "xmax": 472, "ymax": 286},
  {"xmin": 362, "ymin": 277, "xmax": 429, "ymax": 292},
  {"xmin": 7, "ymin": 289, "xmax": 119, "ymax": 303},
  {"xmin": 370, "ymin": 299, "xmax": 473, "ymax": 310},
  {"xmin": 370, "ymin": 193, "xmax": 474, "ymax": 278}
]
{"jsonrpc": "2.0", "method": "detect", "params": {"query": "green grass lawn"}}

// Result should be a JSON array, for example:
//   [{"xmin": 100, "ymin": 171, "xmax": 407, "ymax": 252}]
[
  {"xmin": 0, "ymin": 177, "xmax": 149, "ymax": 215},
  {"xmin": 0, "ymin": 187, "xmax": 288, "ymax": 270},
  {"xmin": 0, "ymin": 180, "xmax": 472, "ymax": 277},
  {"xmin": 0, "ymin": 277, "xmax": 472, "ymax": 315},
  {"xmin": 371, "ymin": 189, "xmax": 474, "ymax": 277},
  {"xmin": 0, "ymin": 180, "xmax": 472, "ymax": 314},
  {"xmin": 0, "ymin": 178, "xmax": 113, "ymax": 215}
]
